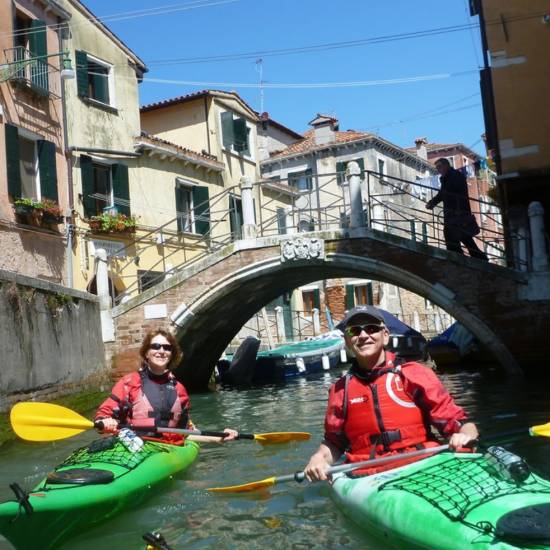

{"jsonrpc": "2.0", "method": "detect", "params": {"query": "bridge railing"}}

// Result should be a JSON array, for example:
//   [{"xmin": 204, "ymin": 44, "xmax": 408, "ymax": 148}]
[
  {"xmin": 103, "ymin": 164, "xmax": 522, "ymax": 305},
  {"xmin": 254, "ymin": 167, "xmax": 513, "ymax": 266}
]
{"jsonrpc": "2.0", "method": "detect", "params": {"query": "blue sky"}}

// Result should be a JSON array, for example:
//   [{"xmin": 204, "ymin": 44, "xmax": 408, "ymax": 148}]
[{"xmin": 85, "ymin": 0, "xmax": 486, "ymax": 154}]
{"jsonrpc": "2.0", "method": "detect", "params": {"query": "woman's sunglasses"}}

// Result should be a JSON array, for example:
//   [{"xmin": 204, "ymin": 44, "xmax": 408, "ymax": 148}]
[
  {"xmin": 149, "ymin": 343, "xmax": 173, "ymax": 351},
  {"xmin": 345, "ymin": 324, "xmax": 384, "ymax": 337}
]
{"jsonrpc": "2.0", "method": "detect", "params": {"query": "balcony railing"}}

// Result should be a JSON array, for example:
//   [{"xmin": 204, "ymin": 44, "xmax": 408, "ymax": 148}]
[{"xmin": 2, "ymin": 46, "xmax": 60, "ymax": 98}]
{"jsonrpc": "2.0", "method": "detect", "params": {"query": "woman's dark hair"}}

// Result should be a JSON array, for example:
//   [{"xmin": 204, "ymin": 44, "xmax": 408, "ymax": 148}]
[
  {"xmin": 435, "ymin": 157, "xmax": 451, "ymax": 167},
  {"xmin": 139, "ymin": 327, "xmax": 183, "ymax": 370}
]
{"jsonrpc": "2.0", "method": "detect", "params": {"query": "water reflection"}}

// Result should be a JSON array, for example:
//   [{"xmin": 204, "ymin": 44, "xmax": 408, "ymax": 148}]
[{"xmin": 0, "ymin": 368, "xmax": 549, "ymax": 549}]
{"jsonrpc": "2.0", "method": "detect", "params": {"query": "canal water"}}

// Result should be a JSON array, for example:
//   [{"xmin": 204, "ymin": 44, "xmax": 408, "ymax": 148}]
[{"xmin": 0, "ymin": 367, "xmax": 549, "ymax": 549}]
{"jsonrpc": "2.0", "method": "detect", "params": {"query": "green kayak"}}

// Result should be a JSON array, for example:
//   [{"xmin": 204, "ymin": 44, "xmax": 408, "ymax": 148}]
[
  {"xmin": 331, "ymin": 452, "xmax": 550, "ymax": 549},
  {"xmin": 0, "ymin": 436, "xmax": 199, "ymax": 550}
]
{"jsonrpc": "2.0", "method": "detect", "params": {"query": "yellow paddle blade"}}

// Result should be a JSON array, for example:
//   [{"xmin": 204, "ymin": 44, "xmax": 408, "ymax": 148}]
[
  {"xmin": 10, "ymin": 402, "xmax": 95, "ymax": 442},
  {"xmin": 253, "ymin": 432, "xmax": 311, "ymax": 445},
  {"xmin": 207, "ymin": 476, "xmax": 277, "ymax": 493},
  {"xmin": 530, "ymin": 422, "xmax": 550, "ymax": 437}
]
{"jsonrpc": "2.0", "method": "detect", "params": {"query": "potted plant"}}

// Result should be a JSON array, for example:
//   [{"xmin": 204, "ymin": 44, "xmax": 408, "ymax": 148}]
[
  {"xmin": 41, "ymin": 199, "xmax": 64, "ymax": 225},
  {"xmin": 13, "ymin": 198, "xmax": 44, "ymax": 225},
  {"xmin": 87, "ymin": 212, "xmax": 137, "ymax": 234}
]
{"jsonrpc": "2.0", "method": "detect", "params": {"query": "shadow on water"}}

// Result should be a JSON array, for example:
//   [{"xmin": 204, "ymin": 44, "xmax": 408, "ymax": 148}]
[{"xmin": 0, "ymin": 366, "xmax": 549, "ymax": 549}]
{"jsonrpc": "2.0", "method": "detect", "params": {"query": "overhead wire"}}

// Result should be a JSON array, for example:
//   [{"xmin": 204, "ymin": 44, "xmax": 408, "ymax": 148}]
[{"xmin": 1, "ymin": 0, "xmax": 239, "ymax": 39}]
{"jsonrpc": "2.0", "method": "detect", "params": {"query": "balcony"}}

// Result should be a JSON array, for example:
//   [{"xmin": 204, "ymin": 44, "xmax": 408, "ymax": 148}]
[{"xmin": 1, "ymin": 46, "xmax": 61, "ymax": 98}]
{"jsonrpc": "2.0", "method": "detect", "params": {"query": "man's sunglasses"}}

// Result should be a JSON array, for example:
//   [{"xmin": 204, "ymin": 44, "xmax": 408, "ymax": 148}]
[
  {"xmin": 149, "ymin": 343, "xmax": 173, "ymax": 351},
  {"xmin": 345, "ymin": 324, "xmax": 384, "ymax": 337}
]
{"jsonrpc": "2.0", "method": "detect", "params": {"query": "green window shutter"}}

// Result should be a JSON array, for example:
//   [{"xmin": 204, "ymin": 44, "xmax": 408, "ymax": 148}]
[
  {"xmin": 233, "ymin": 117, "xmax": 248, "ymax": 153},
  {"xmin": 80, "ymin": 155, "xmax": 95, "ymax": 217},
  {"xmin": 221, "ymin": 111, "xmax": 234, "ymax": 149},
  {"xmin": 5, "ymin": 124, "xmax": 21, "ymax": 199},
  {"xmin": 313, "ymin": 289, "xmax": 321, "ymax": 311},
  {"xmin": 29, "ymin": 19, "xmax": 48, "ymax": 92},
  {"xmin": 112, "ymin": 163, "xmax": 130, "ymax": 216},
  {"xmin": 276, "ymin": 207, "xmax": 287, "ymax": 234},
  {"xmin": 37, "ymin": 139, "xmax": 58, "ymax": 201},
  {"xmin": 336, "ymin": 161, "xmax": 346, "ymax": 185},
  {"xmin": 75, "ymin": 50, "xmax": 89, "ymax": 98},
  {"xmin": 305, "ymin": 168, "xmax": 313, "ymax": 191},
  {"xmin": 345, "ymin": 284, "xmax": 355, "ymax": 309},
  {"xmin": 366, "ymin": 282, "xmax": 373, "ymax": 305},
  {"xmin": 356, "ymin": 158, "xmax": 365, "ymax": 178},
  {"xmin": 193, "ymin": 185, "xmax": 210, "ymax": 235},
  {"xmin": 90, "ymin": 65, "xmax": 109, "ymax": 104}
]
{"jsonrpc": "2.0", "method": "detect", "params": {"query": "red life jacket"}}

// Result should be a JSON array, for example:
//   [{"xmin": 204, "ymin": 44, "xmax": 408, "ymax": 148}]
[
  {"xmin": 342, "ymin": 360, "xmax": 433, "ymax": 462},
  {"xmin": 109, "ymin": 368, "xmax": 189, "ymax": 433}
]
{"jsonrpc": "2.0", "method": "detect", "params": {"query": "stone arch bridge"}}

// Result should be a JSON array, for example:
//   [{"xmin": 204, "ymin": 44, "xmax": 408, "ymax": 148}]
[{"xmin": 105, "ymin": 226, "xmax": 550, "ymax": 391}]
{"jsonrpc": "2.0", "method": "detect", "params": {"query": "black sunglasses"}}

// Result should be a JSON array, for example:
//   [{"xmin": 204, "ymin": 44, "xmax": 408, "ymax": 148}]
[
  {"xmin": 149, "ymin": 343, "xmax": 173, "ymax": 351},
  {"xmin": 345, "ymin": 324, "xmax": 384, "ymax": 337}
]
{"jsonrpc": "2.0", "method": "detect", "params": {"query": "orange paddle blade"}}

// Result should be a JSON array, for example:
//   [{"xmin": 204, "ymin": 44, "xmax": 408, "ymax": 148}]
[
  {"xmin": 207, "ymin": 476, "xmax": 277, "ymax": 493},
  {"xmin": 253, "ymin": 432, "xmax": 310, "ymax": 445},
  {"xmin": 10, "ymin": 402, "xmax": 95, "ymax": 442}
]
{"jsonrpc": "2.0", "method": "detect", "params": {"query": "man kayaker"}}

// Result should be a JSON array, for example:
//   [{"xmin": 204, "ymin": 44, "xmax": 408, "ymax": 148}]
[
  {"xmin": 304, "ymin": 306, "xmax": 478, "ymax": 481},
  {"xmin": 96, "ymin": 327, "xmax": 238, "ymax": 444}
]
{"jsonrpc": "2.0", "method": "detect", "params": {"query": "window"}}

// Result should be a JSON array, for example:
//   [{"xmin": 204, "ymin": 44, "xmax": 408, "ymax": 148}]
[
  {"xmin": 354, "ymin": 283, "xmax": 373, "ymax": 306},
  {"xmin": 221, "ymin": 111, "xmax": 250, "ymax": 155},
  {"xmin": 445, "ymin": 156, "xmax": 455, "ymax": 167},
  {"xmin": 377, "ymin": 158, "xmax": 386, "ymax": 182},
  {"xmin": 288, "ymin": 169, "xmax": 313, "ymax": 191},
  {"xmin": 81, "ymin": 156, "xmax": 129, "ymax": 217},
  {"xmin": 302, "ymin": 288, "xmax": 320, "ymax": 315},
  {"xmin": 175, "ymin": 181, "xmax": 210, "ymax": 235},
  {"xmin": 5, "ymin": 124, "xmax": 58, "ymax": 202},
  {"xmin": 138, "ymin": 270, "xmax": 164, "ymax": 293},
  {"xmin": 176, "ymin": 185, "xmax": 193, "ymax": 233},
  {"xmin": 75, "ymin": 51, "xmax": 114, "ymax": 106},
  {"xmin": 336, "ymin": 158, "xmax": 365, "ymax": 185},
  {"xmin": 229, "ymin": 195, "xmax": 243, "ymax": 239},
  {"xmin": 276, "ymin": 207, "xmax": 287, "ymax": 234},
  {"xmin": 10, "ymin": 14, "xmax": 49, "ymax": 94}
]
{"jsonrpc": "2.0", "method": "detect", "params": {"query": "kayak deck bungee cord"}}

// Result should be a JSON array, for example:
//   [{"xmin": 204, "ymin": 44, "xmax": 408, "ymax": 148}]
[
  {"xmin": 331, "ymin": 451, "xmax": 550, "ymax": 549},
  {"xmin": 0, "ymin": 436, "xmax": 199, "ymax": 550}
]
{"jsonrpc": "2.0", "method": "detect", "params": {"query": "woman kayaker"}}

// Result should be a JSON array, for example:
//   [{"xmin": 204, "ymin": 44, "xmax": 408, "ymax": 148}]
[
  {"xmin": 96, "ymin": 327, "xmax": 238, "ymax": 444},
  {"xmin": 304, "ymin": 306, "xmax": 478, "ymax": 481}
]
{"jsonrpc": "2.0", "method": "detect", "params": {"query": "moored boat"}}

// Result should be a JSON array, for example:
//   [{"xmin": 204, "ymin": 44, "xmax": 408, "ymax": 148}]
[
  {"xmin": 0, "ymin": 437, "xmax": 199, "ymax": 550},
  {"xmin": 331, "ymin": 451, "xmax": 550, "ymax": 549}
]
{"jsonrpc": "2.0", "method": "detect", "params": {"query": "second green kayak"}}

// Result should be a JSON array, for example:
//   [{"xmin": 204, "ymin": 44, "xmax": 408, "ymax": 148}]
[
  {"xmin": 0, "ymin": 436, "xmax": 199, "ymax": 549},
  {"xmin": 331, "ymin": 451, "xmax": 550, "ymax": 549}
]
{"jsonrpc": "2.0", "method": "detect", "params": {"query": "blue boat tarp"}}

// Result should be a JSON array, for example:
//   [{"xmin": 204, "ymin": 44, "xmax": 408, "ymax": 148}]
[{"xmin": 428, "ymin": 322, "xmax": 476, "ymax": 356}]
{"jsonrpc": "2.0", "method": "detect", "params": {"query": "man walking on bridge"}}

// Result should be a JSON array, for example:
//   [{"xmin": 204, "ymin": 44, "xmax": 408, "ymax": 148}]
[{"xmin": 425, "ymin": 158, "xmax": 488, "ymax": 261}]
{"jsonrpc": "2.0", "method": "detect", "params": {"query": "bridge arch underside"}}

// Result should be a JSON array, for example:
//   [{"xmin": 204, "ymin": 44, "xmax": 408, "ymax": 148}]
[{"xmin": 174, "ymin": 252, "xmax": 520, "ymax": 391}]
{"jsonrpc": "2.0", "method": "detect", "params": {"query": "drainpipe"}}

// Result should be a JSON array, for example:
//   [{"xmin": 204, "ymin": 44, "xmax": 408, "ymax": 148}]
[{"xmin": 58, "ymin": 23, "xmax": 74, "ymax": 288}]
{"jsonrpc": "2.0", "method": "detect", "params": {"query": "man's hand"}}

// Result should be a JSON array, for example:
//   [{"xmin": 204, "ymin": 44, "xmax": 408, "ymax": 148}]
[
  {"xmin": 449, "ymin": 422, "xmax": 479, "ymax": 450},
  {"xmin": 304, "ymin": 452, "xmax": 331, "ymax": 482}
]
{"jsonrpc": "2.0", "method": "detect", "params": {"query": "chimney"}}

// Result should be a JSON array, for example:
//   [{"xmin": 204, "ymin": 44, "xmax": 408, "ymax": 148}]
[
  {"xmin": 414, "ymin": 137, "xmax": 428, "ymax": 160},
  {"xmin": 309, "ymin": 114, "xmax": 339, "ymax": 146}
]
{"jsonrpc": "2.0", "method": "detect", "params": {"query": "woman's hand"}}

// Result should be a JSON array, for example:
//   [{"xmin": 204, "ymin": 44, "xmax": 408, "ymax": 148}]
[
  {"xmin": 96, "ymin": 417, "xmax": 118, "ymax": 433},
  {"xmin": 220, "ymin": 428, "xmax": 239, "ymax": 442}
]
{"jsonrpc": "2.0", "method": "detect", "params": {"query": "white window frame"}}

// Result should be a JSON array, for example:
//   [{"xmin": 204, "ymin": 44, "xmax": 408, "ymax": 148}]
[
  {"xmin": 218, "ymin": 109, "xmax": 255, "ymax": 161},
  {"xmin": 85, "ymin": 53, "xmax": 116, "ymax": 108},
  {"xmin": 175, "ymin": 178, "xmax": 196, "ymax": 234},
  {"xmin": 445, "ymin": 156, "xmax": 455, "ymax": 167},
  {"xmin": 17, "ymin": 126, "xmax": 42, "ymax": 199}
]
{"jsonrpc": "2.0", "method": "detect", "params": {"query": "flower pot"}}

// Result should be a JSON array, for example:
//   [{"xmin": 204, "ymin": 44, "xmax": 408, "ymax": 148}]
[{"xmin": 43, "ymin": 212, "xmax": 64, "ymax": 225}]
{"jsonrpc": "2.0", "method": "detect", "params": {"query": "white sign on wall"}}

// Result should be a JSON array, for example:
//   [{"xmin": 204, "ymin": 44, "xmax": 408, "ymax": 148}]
[{"xmin": 144, "ymin": 304, "xmax": 168, "ymax": 320}]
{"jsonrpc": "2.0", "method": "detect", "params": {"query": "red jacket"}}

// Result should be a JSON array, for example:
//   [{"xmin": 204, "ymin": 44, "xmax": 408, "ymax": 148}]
[
  {"xmin": 96, "ymin": 367, "xmax": 191, "ymax": 444},
  {"xmin": 324, "ymin": 353, "xmax": 467, "ymax": 470}
]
